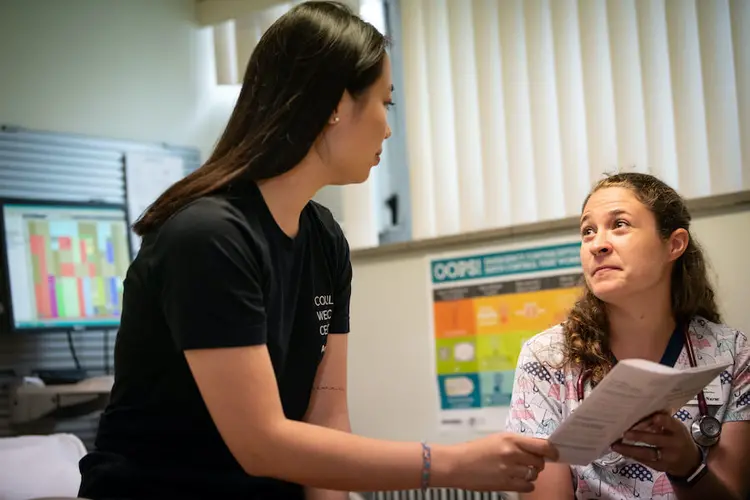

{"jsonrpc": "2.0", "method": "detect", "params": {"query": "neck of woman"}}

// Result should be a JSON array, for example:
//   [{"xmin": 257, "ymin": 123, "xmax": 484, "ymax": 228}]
[
  {"xmin": 606, "ymin": 289, "xmax": 677, "ymax": 363},
  {"xmin": 256, "ymin": 156, "xmax": 327, "ymax": 238}
]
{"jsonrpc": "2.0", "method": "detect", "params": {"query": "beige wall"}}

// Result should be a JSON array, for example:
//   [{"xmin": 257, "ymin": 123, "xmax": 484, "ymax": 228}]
[
  {"xmin": 0, "ymin": 0, "xmax": 349, "ymax": 216},
  {"xmin": 0, "ymin": 0, "xmax": 238, "ymax": 161},
  {"xmin": 346, "ymin": 209, "xmax": 750, "ymax": 444}
]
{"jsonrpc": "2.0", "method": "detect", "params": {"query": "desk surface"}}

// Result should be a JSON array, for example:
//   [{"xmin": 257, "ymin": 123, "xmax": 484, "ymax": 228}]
[{"xmin": 16, "ymin": 375, "xmax": 114, "ymax": 395}]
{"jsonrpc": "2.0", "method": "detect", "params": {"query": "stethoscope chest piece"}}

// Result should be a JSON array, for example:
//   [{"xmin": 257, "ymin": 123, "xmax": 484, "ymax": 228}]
[{"xmin": 691, "ymin": 414, "xmax": 721, "ymax": 447}]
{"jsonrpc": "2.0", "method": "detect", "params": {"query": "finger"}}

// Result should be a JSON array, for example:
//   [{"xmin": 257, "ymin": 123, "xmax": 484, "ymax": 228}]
[
  {"xmin": 651, "ymin": 413, "xmax": 681, "ymax": 432},
  {"xmin": 629, "ymin": 416, "xmax": 655, "ymax": 432},
  {"xmin": 629, "ymin": 421, "xmax": 659, "ymax": 433},
  {"xmin": 505, "ymin": 464, "xmax": 540, "ymax": 482},
  {"xmin": 629, "ymin": 410, "xmax": 671, "ymax": 431},
  {"xmin": 511, "ymin": 450, "xmax": 546, "ymax": 470},
  {"xmin": 629, "ymin": 415, "xmax": 674, "ymax": 436},
  {"xmin": 621, "ymin": 430, "xmax": 673, "ymax": 448},
  {"xmin": 611, "ymin": 443, "xmax": 663, "ymax": 465},
  {"xmin": 516, "ymin": 437, "xmax": 559, "ymax": 462},
  {"xmin": 629, "ymin": 422, "xmax": 650, "ymax": 432},
  {"xmin": 502, "ymin": 478, "xmax": 535, "ymax": 494}
]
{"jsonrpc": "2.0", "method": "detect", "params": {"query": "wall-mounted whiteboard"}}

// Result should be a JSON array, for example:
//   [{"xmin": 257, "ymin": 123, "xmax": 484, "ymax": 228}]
[{"xmin": 124, "ymin": 152, "xmax": 185, "ymax": 254}]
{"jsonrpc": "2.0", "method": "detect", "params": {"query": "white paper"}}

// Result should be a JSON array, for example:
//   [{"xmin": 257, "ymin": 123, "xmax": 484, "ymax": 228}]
[
  {"xmin": 124, "ymin": 152, "xmax": 185, "ymax": 254},
  {"xmin": 548, "ymin": 358, "xmax": 731, "ymax": 465}
]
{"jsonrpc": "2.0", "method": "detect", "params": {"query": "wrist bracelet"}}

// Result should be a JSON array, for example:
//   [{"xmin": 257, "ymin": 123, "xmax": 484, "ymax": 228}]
[{"xmin": 420, "ymin": 441, "xmax": 432, "ymax": 491}]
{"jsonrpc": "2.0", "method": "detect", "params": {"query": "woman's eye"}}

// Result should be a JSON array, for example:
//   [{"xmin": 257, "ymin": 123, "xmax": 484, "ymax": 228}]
[{"xmin": 614, "ymin": 219, "xmax": 629, "ymax": 228}]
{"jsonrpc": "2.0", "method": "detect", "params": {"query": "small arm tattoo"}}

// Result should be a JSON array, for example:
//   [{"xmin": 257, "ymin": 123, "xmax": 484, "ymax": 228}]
[{"xmin": 314, "ymin": 385, "xmax": 344, "ymax": 391}]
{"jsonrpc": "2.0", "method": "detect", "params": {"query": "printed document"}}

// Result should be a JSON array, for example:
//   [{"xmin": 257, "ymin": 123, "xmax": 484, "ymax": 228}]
[{"xmin": 548, "ymin": 359, "xmax": 730, "ymax": 465}]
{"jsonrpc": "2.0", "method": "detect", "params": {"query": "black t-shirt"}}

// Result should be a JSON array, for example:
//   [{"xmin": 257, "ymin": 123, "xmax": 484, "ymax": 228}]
[{"xmin": 78, "ymin": 181, "xmax": 352, "ymax": 500}]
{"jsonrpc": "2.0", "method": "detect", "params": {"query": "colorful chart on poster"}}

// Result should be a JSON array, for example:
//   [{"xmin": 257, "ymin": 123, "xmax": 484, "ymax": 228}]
[{"xmin": 429, "ymin": 241, "xmax": 583, "ymax": 432}]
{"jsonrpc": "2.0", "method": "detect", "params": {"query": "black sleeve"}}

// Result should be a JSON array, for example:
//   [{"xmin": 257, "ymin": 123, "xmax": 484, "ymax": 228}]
[
  {"xmin": 157, "ymin": 204, "xmax": 267, "ymax": 350},
  {"xmin": 330, "ymin": 223, "xmax": 352, "ymax": 334}
]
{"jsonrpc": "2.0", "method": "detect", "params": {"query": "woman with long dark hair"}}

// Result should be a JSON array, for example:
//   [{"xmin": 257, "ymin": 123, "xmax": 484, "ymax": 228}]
[
  {"xmin": 506, "ymin": 172, "xmax": 750, "ymax": 499},
  {"xmin": 78, "ymin": 2, "xmax": 557, "ymax": 499}
]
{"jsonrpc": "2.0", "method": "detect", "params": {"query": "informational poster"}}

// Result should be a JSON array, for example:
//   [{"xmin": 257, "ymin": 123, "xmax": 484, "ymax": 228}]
[
  {"xmin": 428, "ymin": 240, "xmax": 583, "ymax": 432},
  {"xmin": 124, "ymin": 152, "xmax": 185, "ymax": 254}
]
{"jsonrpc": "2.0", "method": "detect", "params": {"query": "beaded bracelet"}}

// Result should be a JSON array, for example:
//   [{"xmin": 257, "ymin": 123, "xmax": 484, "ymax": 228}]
[{"xmin": 420, "ymin": 441, "xmax": 432, "ymax": 492}]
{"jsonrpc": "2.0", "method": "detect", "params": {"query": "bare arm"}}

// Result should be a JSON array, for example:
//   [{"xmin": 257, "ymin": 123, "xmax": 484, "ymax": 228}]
[
  {"xmin": 520, "ymin": 463, "xmax": 574, "ymax": 500},
  {"xmin": 303, "ymin": 335, "xmax": 352, "ymax": 500},
  {"xmin": 186, "ymin": 343, "xmax": 558, "ymax": 493},
  {"xmin": 186, "ymin": 343, "xmax": 446, "ymax": 491},
  {"xmin": 672, "ymin": 329, "xmax": 750, "ymax": 500},
  {"xmin": 671, "ymin": 421, "xmax": 750, "ymax": 500}
]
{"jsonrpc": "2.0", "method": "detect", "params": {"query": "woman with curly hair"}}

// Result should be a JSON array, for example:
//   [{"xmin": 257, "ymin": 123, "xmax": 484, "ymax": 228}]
[{"xmin": 506, "ymin": 172, "xmax": 750, "ymax": 499}]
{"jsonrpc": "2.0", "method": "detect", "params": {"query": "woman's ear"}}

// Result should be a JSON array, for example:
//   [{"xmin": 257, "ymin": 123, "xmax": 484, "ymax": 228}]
[
  {"xmin": 328, "ymin": 102, "xmax": 341, "ymax": 125},
  {"xmin": 668, "ymin": 228, "xmax": 689, "ymax": 262}
]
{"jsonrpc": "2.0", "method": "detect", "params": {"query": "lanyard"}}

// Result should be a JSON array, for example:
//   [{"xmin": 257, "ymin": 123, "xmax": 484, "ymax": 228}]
[{"xmin": 683, "ymin": 326, "xmax": 709, "ymax": 417}]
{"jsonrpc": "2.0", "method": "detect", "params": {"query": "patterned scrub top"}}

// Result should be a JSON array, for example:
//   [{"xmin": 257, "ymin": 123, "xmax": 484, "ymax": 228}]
[{"xmin": 505, "ymin": 317, "xmax": 750, "ymax": 499}]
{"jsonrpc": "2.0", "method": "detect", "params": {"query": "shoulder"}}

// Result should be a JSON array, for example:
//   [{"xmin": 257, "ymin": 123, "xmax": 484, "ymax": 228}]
[
  {"xmin": 150, "ymin": 196, "xmax": 263, "ymax": 269},
  {"xmin": 306, "ymin": 201, "xmax": 346, "ymax": 240},
  {"xmin": 158, "ymin": 196, "xmax": 250, "ymax": 243},
  {"xmin": 519, "ymin": 323, "xmax": 567, "ymax": 368},
  {"xmin": 156, "ymin": 196, "xmax": 267, "ymax": 252},
  {"xmin": 690, "ymin": 317, "xmax": 748, "ymax": 387},
  {"xmin": 304, "ymin": 200, "xmax": 349, "ymax": 256},
  {"xmin": 691, "ymin": 316, "xmax": 748, "ymax": 354}
]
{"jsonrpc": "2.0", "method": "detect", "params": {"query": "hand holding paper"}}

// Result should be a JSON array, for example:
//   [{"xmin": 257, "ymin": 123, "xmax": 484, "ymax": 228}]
[
  {"xmin": 611, "ymin": 410, "xmax": 704, "ymax": 477},
  {"xmin": 548, "ymin": 358, "xmax": 729, "ymax": 465}
]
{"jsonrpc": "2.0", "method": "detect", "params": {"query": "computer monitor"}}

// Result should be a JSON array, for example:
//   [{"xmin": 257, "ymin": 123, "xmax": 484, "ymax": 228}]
[{"xmin": 0, "ymin": 199, "xmax": 132, "ymax": 333}]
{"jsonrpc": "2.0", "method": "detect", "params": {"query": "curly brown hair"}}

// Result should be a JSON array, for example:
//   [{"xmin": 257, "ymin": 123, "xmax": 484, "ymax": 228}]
[{"xmin": 561, "ymin": 172, "xmax": 722, "ymax": 384}]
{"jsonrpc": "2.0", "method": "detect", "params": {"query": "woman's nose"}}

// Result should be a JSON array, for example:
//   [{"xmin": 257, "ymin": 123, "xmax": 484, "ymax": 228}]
[{"xmin": 589, "ymin": 232, "xmax": 612, "ymax": 255}]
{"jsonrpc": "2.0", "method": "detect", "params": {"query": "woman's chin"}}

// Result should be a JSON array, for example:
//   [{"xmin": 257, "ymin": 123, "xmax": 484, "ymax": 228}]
[
  {"xmin": 331, "ymin": 164, "xmax": 373, "ymax": 186},
  {"xmin": 590, "ymin": 282, "xmax": 627, "ymax": 303}
]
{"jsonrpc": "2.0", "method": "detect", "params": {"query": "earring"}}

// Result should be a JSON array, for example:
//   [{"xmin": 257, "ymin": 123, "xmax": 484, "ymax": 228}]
[{"xmin": 332, "ymin": 116, "xmax": 340, "ymax": 124}]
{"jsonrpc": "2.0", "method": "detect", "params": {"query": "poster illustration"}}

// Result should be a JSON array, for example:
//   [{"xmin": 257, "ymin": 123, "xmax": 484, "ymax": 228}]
[{"xmin": 429, "ymin": 240, "xmax": 583, "ymax": 432}]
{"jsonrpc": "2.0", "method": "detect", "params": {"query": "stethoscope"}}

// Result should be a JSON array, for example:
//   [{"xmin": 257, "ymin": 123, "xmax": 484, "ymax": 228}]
[{"xmin": 575, "ymin": 324, "xmax": 722, "ymax": 449}]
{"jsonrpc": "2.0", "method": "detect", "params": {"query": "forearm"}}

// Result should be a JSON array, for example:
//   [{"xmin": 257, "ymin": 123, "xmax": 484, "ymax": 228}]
[
  {"xmin": 521, "ymin": 489, "xmax": 575, "ymax": 500},
  {"xmin": 306, "ymin": 486, "xmax": 348, "ymax": 500},
  {"xmin": 305, "ymin": 412, "xmax": 353, "ymax": 500},
  {"xmin": 251, "ymin": 418, "xmax": 455, "ymax": 492},
  {"xmin": 672, "ymin": 470, "xmax": 741, "ymax": 500}
]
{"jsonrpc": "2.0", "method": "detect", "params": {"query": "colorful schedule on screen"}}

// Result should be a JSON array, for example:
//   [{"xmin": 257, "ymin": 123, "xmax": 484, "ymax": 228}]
[{"xmin": 2, "ymin": 202, "xmax": 131, "ymax": 330}]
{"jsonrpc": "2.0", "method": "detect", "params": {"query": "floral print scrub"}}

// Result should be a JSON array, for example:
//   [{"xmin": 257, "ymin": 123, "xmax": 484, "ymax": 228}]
[{"xmin": 505, "ymin": 317, "xmax": 750, "ymax": 499}]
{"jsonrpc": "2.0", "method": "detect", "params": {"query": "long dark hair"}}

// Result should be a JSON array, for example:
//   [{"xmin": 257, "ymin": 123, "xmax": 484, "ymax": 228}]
[
  {"xmin": 562, "ymin": 172, "xmax": 722, "ymax": 384},
  {"xmin": 133, "ymin": 1, "xmax": 388, "ymax": 235}
]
